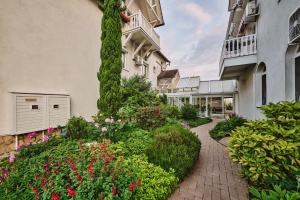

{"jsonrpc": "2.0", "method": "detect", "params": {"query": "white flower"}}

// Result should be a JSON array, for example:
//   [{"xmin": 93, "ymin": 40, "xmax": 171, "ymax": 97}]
[{"xmin": 101, "ymin": 127, "xmax": 108, "ymax": 132}]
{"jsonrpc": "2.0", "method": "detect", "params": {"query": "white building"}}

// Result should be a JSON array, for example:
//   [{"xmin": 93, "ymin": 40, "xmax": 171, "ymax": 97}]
[
  {"xmin": 0, "ymin": 0, "xmax": 168, "ymax": 154},
  {"xmin": 166, "ymin": 76, "xmax": 238, "ymax": 118},
  {"xmin": 219, "ymin": 0, "xmax": 300, "ymax": 119}
]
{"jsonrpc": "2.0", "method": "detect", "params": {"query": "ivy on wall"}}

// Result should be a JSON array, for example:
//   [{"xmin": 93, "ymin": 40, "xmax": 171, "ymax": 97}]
[{"xmin": 97, "ymin": 0, "xmax": 122, "ymax": 116}]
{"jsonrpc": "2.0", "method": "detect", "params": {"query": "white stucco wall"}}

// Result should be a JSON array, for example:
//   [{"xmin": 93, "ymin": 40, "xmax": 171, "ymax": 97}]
[
  {"xmin": 0, "ymin": 0, "xmax": 102, "ymax": 135},
  {"xmin": 236, "ymin": 0, "xmax": 300, "ymax": 120}
]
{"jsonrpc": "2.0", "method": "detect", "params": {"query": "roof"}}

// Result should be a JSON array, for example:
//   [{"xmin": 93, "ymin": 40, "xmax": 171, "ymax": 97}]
[
  {"xmin": 157, "ymin": 69, "xmax": 179, "ymax": 79},
  {"xmin": 177, "ymin": 76, "xmax": 200, "ymax": 89},
  {"xmin": 156, "ymin": 51, "xmax": 170, "ymax": 63}
]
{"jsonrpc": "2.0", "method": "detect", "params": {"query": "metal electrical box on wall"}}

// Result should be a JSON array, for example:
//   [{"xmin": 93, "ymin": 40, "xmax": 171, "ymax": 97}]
[{"xmin": 12, "ymin": 93, "xmax": 70, "ymax": 135}]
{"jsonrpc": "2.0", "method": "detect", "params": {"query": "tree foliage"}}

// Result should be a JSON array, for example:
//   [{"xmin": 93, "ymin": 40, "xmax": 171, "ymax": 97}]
[{"xmin": 98, "ymin": 0, "xmax": 122, "ymax": 116}]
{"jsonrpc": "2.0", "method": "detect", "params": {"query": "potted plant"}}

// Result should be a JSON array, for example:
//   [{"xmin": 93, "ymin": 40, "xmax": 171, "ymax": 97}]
[
  {"xmin": 120, "ymin": 1, "xmax": 130, "ymax": 23},
  {"xmin": 120, "ymin": 12, "xmax": 130, "ymax": 23}
]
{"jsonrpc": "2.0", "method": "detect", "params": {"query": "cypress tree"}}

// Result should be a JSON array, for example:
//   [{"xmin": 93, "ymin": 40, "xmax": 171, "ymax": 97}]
[{"xmin": 98, "ymin": 0, "xmax": 122, "ymax": 116}]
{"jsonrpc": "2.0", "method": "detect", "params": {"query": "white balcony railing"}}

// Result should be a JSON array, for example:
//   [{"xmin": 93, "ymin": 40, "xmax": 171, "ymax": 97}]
[
  {"xmin": 221, "ymin": 34, "xmax": 257, "ymax": 59},
  {"xmin": 123, "ymin": 11, "xmax": 160, "ymax": 46}
]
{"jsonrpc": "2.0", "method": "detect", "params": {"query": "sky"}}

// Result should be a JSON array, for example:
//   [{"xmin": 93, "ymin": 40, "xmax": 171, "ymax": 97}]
[{"xmin": 156, "ymin": 0, "xmax": 229, "ymax": 80}]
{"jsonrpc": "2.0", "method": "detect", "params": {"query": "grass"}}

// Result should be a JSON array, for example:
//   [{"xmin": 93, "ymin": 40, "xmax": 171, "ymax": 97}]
[{"xmin": 186, "ymin": 117, "xmax": 212, "ymax": 128}]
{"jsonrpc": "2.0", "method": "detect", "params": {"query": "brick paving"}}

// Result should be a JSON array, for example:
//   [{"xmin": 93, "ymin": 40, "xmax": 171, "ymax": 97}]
[{"xmin": 169, "ymin": 120, "xmax": 249, "ymax": 200}]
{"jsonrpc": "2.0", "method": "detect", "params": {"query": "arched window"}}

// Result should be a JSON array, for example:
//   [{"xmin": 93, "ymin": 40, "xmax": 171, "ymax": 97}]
[
  {"xmin": 295, "ymin": 48, "xmax": 300, "ymax": 101},
  {"xmin": 256, "ymin": 63, "xmax": 267, "ymax": 106}
]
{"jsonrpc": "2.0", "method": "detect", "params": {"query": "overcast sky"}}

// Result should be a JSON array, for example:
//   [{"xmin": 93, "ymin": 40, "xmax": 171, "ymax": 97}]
[{"xmin": 156, "ymin": 0, "xmax": 229, "ymax": 80}]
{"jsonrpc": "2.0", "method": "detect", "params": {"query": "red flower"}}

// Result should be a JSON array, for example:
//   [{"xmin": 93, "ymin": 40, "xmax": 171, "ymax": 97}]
[
  {"xmin": 51, "ymin": 193, "xmax": 60, "ymax": 200},
  {"xmin": 112, "ymin": 187, "xmax": 118, "ymax": 196},
  {"xmin": 100, "ymin": 193, "xmax": 105, "ymax": 200},
  {"xmin": 77, "ymin": 175, "xmax": 82, "ymax": 181},
  {"xmin": 112, "ymin": 175, "xmax": 116, "ymax": 181},
  {"xmin": 137, "ymin": 179, "xmax": 141, "ymax": 186},
  {"xmin": 31, "ymin": 187, "xmax": 38, "ymax": 200},
  {"xmin": 129, "ymin": 183, "xmax": 135, "ymax": 191},
  {"xmin": 67, "ymin": 186, "xmax": 76, "ymax": 197}
]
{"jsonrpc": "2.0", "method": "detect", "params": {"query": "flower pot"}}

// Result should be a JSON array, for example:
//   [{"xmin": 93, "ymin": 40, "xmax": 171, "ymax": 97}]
[{"xmin": 120, "ymin": 12, "xmax": 130, "ymax": 23}]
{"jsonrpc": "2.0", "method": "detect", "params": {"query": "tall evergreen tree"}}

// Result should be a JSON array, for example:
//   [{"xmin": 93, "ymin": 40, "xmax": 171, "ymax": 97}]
[{"xmin": 98, "ymin": 0, "xmax": 122, "ymax": 116}]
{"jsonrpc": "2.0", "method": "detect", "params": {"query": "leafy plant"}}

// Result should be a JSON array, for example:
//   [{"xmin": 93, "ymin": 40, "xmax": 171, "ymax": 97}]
[
  {"xmin": 210, "ymin": 116, "xmax": 246, "ymax": 140},
  {"xmin": 249, "ymin": 185, "xmax": 300, "ymax": 200},
  {"xmin": 98, "ymin": 0, "xmax": 122, "ymax": 116},
  {"xmin": 127, "ymin": 155, "xmax": 179, "ymax": 200},
  {"xmin": 147, "ymin": 124, "xmax": 201, "ymax": 180},
  {"xmin": 135, "ymin": 106, "xmax": 166, "ymax": 130},
  {"xmin": 66, "ymin": 116, "xmax": 101, "ymax": 140},
  {"xmin": 180, "ymin": 104, "xmax": 197, "ymax": 120},
  {"xmin": 229, "ymin": 101, "xmax": 300, "ymax": 188},
  {"xmin": 120, "ymin": 75, "xmax": 160, "ymax": 108},
  {"xmin": 160, "ymin": 104, "xmax": 181, "ymax": 120}
]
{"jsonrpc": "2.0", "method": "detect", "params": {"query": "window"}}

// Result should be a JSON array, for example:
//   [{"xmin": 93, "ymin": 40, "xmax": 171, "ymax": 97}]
[
  {"xmin": 256, "ymin": 63, "xmax": 267, "ymax": 106},
  {"xmin": 142, "ymin": 64, "xmax": 149, "ymax": 78},
  {"xmin": 296, "ymin": 57, "xmax": 300, "ymax": 101},
  {"xmin": 122, "ymin": 51, "xmax": 127, "ymax": 69}
]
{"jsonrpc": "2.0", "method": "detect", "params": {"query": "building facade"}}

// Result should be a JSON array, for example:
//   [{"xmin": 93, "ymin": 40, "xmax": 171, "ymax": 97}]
[
  {"xmin": 121, "ymin": 0, "xmax": 170, "ymax": 88},
  {"xmin": 157, "ymin": 69, "xmax": 180, "ymax": 93},
  {"xmin": 166, "ymin": 76, "xmax": 238, "ymax": 118},
  {"xmin": 219, "ymin": 0, "xmax": 300, "ymax": 119},
  {"xmin": 0, "ymin": 0, "xmax": 167, "ymax": 154}
]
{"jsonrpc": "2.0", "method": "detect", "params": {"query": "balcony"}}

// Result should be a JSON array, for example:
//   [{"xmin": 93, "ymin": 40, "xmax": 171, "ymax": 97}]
[
  {"xmin": 219, "ymin": 34, "xmax": 257, "ymax": 79},
  {"xmin": 123, "ymin": 11, "xmax": 160, "ymax": 50}
]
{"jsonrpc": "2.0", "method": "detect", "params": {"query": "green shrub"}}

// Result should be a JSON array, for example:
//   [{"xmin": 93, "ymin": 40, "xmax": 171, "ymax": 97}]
[
  {"xmin": 120, "ymin": 75, "xmax": 160, "ymax": 108},
  {"xmin": 160, "ymin": 104, "xmax": 180, "ymax": 119},
  {"xmin": 128, "ymin": 155, "xmax": 179, "ymax": 200},
  {"xmin": 135, "ymin": 106, "xmax": 166, "ymax": 130},
  {"xmin": 147, "ymin": 124, "xmax": 201, "ymax": 180},
  {"xmin": 249, "ymin": 185, "xmax": 300, "ymax": 200},
  {"xmin": 122, "ymin": 129, "xmax": 153, "ymax": 155},
  {"xmin": 229, "ymin": 101, "xmax": 300, "ymax": 188},
  {"xmin": 209, "ymin": 116, "xmax": 246, "ymax": 140},
  {"xmin": 180, "ymin": 104, "xmax": 197, "ymax": 120},
  {"xmin": 187, "ymin": 117, "xmax": 212, "ymax": 128},
  {"xmin": 66, "ymin": 116, "xmax": 101, "ymax": 140}
]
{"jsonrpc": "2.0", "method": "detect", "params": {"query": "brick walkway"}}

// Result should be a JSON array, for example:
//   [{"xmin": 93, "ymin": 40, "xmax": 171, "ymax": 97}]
[{"xmin": 169, "ymin": 120, "xmax": 249, "ymax": 200}]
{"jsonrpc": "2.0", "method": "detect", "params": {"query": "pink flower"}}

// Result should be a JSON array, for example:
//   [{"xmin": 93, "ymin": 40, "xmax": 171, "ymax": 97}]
[
  {"xmin": 48, "ymin": 127, "xmax": 55, "ymax": 133},
  {"xmin": 95, "ymin": 123, "xmax": 100, "ymax": 128},
  {"xmin": 8, "ymin": 153, "xmax": 16, "ymax": 163},
  {"xmin": 42, "ymin": 135, "xmax": 49, "ymax": 142},
  {"xmin": 16, "ymin": 144, "xmax": 23, "ymax": 150},
  {"xmin": 101, "ymin": 127, "xmax": 108, "ymax": 133},
  {"xmin": 110, "ymin": 118, "xmax": 114, "ymax": 123},
  {"xmin": 27, "ymin": 132, "xmax": 36, "ymax": 139},
  {"xmin": 105, "ymin": 118, "xmax": 111, "ymax": 123}
]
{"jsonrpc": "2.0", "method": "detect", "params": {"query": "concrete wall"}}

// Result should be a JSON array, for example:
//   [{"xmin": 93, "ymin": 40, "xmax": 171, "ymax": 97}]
[{"xmin": 0, "ymin": 0, "xmax": 102, "ymax": 135}]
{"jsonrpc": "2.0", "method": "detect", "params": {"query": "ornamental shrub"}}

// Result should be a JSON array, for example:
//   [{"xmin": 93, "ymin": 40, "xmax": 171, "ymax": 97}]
[
  {"xmin": 120, "ymin": 75, "xmax": 160, "ymax": 108},
  {"xmin": 135, "ymin": 106, "xmax": 166, "ymax": 130},
  {"xmin": 147, "ymin": 123, "xmax": 201, "ymax": 180},
  {"xmin": 180, "ymin": 104, "xmax": 198, "ymax": 120},
  {"xmin": 229, "ymin": 101, "xmax": 300, "ymax": 188},
  {"xmin": 249, "ymin": 185, "xmax": 300, "ymax": 200},
  {"xmin": 160, "ymin": 104, "xmax": 180, "ymax": 119},
  {"xmin": 66, "ymin": 116, "xmax": 101, "ymax": 140},
  {"xmin": 127, "ymin": 155, "xmax": 179, "ymax": 200},
  {"xmin": 209, "ymin": 115, "xmax": 246, "ymax": 140},
  {"xmin": 98, "ymin": 0, "xmax": 122, "ymax": 116}
]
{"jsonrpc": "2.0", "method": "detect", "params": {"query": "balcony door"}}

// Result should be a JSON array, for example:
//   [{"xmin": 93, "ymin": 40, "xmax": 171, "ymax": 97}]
[{"xmin": 296, "ymin": 57, "xmax": 300, "ymax": 101}]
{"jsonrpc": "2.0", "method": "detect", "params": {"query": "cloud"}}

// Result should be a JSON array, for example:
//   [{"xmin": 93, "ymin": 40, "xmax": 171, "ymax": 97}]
[
  {"xmin": 184, "ymin": 2, "xmax": 212, "ymax": 24},
  {"xmin": 157, "ymin": 0, "xmax": 229, "ymax": 80}
]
